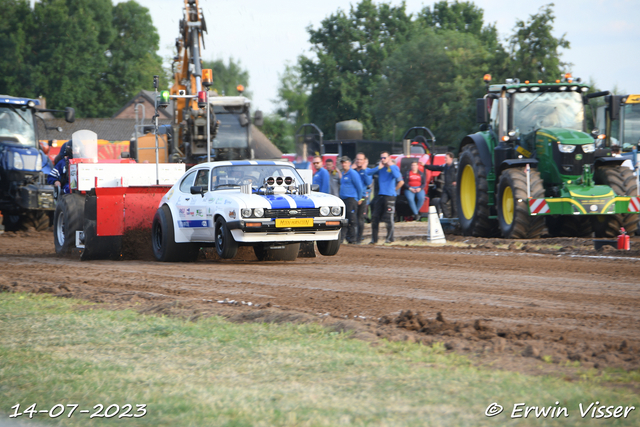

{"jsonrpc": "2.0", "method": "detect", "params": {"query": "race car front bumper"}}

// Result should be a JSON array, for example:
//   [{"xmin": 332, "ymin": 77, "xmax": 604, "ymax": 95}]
[{"xmin": 227, "ymin": 218, "xmax": 347, "ymax": 243}]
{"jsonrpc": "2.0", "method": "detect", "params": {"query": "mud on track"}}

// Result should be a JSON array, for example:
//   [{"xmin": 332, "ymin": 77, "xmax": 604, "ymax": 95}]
[{"xmin": 1, "ymin": 226, "xmax": 640, "ymax": 379}]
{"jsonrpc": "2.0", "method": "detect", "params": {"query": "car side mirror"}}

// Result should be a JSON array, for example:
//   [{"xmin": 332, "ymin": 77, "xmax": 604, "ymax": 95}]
[
  {"xmin": 65, "ymin": 107, "xmax": 75, "ymax": 123},
  {"xmin": 190, "ymin": 186, "xmax": 205, "ymax": 196},
  {"xmin": 311, "ymin": 184, "xmax": 320, "ymax": 192}
]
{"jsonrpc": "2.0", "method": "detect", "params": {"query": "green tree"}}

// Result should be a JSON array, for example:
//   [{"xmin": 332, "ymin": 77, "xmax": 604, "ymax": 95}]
[
  {"xmin": 418, "ymin": 0, "xmax": 508, "ymax": 79},
  {"xmin": 201, "ymin": 58, "xmax": 250, "ymax": 98},
  {"xmin": 260, "ymin": 115, "xmax": 294, "ymax": 153},
  {"xmin": 507, "ymin": 3, "xmax": 570, "ymax": 82},
  {"xmin": 104, "ymin": 0, "xmax": 165, "ymax": 114},
  {"xmin": 0, "ymin": 0, "xmax": 165, "ymax": 118},
  {"xmin": 374, "ymin": 29, "xmax": 491, "ymax": 147},
  {"xmin": 274, "ymin": 63, "xmax": 309, "ymax": 133},
  {"xmin": 29, "ymin": 0, "xmax": 115, "ymax": 117},
  {"xmin": 300, "ymin": 0, "xmax": 414, "ymax": 139},
  {"xmin": 0, "ymin": 0, "xmax": 36, "ymax": 96}
]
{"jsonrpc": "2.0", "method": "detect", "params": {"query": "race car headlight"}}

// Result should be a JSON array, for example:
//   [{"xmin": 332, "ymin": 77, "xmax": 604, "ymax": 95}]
[
  {"xmin": 331, "ymin": 206, "xmax": 342, "ymax": 216},
  {"xmin": 241, "ymin": 208, "xmax": 252, "ymax": 218},
  {"xmin": 13, "ymin": 152, "xmax": 24, "ymax": 169},
  {"xmin": 581, "ymin": 143, "xmax": 595, "ymax": 153},
  {"xmin": 35, "ymin": 154, "xmax": 43, "ymax": 171},
  {"xmin": 558, "ymin": 144, "xmax": 576, "ymax": 153},
  {"xmin": 253, "ymin": 207, "xmax": 264, "ymax": 218},
  {"xmin": 319, "ymin": 206, "xmax": 330, "ymax": 216}
]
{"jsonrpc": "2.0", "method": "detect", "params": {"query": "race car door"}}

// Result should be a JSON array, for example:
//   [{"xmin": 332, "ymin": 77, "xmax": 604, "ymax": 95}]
[{"xmin": 190, "ymin": 168, "xmax": 214, "ymax": 241}]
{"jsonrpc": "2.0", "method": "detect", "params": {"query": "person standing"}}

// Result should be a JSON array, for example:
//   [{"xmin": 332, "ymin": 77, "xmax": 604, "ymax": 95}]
[
  {"xmin": 353, "ymin": 152, "xmax": 372, "ymax": 243},
  {"xmin": 366, "ymin": 151, "xmax": 404, "ymax": 244},
  {"xmin": 311, "ymin": 156, "xmax": 330, "ymax": 193},
  {"xmin": 338, "ymin": 156, "xmax": 364, "ymax": 244},
  {"xmin": 403, "ymin": 161, "xmax": 426, "ymax": 220},
  {"xmin": 325, "ymin": 158, "xmax": 341, "ymax": 197},
  {"xmin": 424, "ymin": 152, "xmax": 457, "ymax": 218}
]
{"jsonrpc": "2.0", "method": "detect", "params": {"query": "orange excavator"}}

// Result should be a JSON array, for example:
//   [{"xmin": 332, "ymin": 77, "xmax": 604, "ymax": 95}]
[{"xmin": 163, "ymin": 0, "xmax": 261, "ymax": 165}]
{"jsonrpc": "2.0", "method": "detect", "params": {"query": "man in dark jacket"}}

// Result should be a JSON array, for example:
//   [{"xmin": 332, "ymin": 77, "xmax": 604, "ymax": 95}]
[
  {"xmin": 424, "ymin": 152, "xmax": 457, "ymax": 218},
  {"xmin": 48, "ymin": 141, "xmax": 72, "ymax": 195},
  {"xmin": 339, "ymin": 156, "xmax": 364, "ymax": 244}
]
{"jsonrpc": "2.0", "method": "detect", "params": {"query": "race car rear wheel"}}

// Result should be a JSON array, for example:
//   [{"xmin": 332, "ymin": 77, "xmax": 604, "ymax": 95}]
[
  {"xmin": 317, "ymin": 238, "xmax": 341, "ymax": 256},
  {"xmin": 253, "ymin": 243, "xmax": 300, "ymax": 261},
  {"xmin": 153, "ymin": 205, "xmax": 198, "ymax": 262},
  {"xmin": 215, "ymin": 217, "xmax": 238, "ymax": 259}
]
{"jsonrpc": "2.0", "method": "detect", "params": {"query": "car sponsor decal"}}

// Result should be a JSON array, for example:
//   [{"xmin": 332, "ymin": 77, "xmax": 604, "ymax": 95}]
[
  {"xmin": 178, "ymin": 219, "xmax": 211, "ymax": 228},
  {"xmin": 178, "ymin": 206, "xmax": 196, "ymax": 218}
]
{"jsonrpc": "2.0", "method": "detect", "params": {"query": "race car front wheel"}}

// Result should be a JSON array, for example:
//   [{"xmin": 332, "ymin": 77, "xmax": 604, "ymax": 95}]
[
  {"xmin": 317, "ymin": 238, "xmax": 341, "ymax": 256},
  {"xmin": 215, "ymin": 217, "xmax": 238, "ymax": 259}
]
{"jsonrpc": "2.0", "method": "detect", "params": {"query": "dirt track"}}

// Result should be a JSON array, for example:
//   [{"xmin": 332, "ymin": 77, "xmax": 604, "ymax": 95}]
[{"xmin": 2, "ymin": 224, "xmax": 640, "ymax": 378}]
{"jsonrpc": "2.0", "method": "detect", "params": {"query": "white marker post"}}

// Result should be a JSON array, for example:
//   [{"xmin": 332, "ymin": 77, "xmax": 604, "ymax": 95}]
[{"xmin": 426, "ymin": 205, "xmax": 446, "ymax": 245}]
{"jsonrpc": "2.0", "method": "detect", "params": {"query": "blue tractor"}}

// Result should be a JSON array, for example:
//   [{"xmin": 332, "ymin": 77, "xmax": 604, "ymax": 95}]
[{"xmin": 0, "ymin": 95, "xmax": 74, "ymax": 231}]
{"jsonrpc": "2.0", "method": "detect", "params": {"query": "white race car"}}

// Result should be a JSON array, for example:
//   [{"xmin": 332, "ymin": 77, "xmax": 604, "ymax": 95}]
[{"xmin": 152, "ymin": 160, "xmax": 346, "ymax": 261}]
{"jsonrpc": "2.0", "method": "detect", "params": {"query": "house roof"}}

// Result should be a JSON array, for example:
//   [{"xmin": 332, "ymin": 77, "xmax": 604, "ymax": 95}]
[
  {"xmin": 111, "ymin": 90, "xmax": 173, "ymax": 119},
  {"xmin": 36, "ymin": 118, "xmax": 172, "ymax": 142}
]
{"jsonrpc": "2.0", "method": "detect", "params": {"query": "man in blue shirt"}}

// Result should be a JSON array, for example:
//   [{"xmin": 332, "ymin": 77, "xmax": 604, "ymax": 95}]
[
  {"xmin": 353, "ymin": 152, "xmax": 372, "ymax": 243},
  {"xmin": 366, "ymin": 151, "xmax": 404, "ymax": 243},
  {"xmin": 339, "ymin": 156, "xmax": 364, "ymax": 244},
  {"xmin": 311, "ymin": 156, "xmax": 330, "ymax": 193}
]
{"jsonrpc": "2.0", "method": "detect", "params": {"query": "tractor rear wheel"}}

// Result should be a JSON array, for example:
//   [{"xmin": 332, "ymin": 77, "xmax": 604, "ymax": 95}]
[
  {"xmin": 456, "ymin": 144, "xmax": 498, "ymax": 237},
  {"xmin": 545, "ymin": 215, "xmax": 593, "ymax": 238},
  {"xmin": 592, "ymin": 165, "xmax": 638, "ymax": 237},
  {"xmin": 317, "ymin": 238, "xmax": 341, "ymax": 256},
  {"xmin": 253, "ymin": 243, "xmax": 300, "ymax": 261},
  {"xmin": 53, "ymin": 193, "xmax": 85, "ymax": 256},
  {"xmin": 496, "ymin": 167, "xmax": 545, "ymax": 239},
  {"xmin": 152, "ymin": 205, "xmax": 199, "ymax": 262}
]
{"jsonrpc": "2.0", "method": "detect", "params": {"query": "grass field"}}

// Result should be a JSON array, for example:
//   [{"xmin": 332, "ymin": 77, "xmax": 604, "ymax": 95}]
[{"xmin": 0, "ymin": 293, "xmax": 638, "ymax": 426}]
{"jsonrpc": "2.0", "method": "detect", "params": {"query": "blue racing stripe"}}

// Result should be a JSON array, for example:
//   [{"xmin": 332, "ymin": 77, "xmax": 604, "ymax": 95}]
[
  {"xmin": 287, "ymin": 195, "xmax": 316, "ymax": 209},
  {"xmin": 261, "ymin": 195, "xmax": 291, "ymax": 209}
]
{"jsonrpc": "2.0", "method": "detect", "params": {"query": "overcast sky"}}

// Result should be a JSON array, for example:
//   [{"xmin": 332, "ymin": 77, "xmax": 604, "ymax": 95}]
[{"xmin": 118, "ymin": 0, "xmax": 639, "ymax": 113}]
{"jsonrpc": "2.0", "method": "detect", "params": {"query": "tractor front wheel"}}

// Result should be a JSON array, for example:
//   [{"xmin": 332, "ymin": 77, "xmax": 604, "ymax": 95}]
[
  {"xmin": 496, "ymin": 167, "xmax": 545, "ymax": 239},
  {"xmin": 456, "ymin": 144, "xmax": 498, "ymax": 237},
  {"xmin": 592, "ymin": 165, "xmax": 638, "ymax": 237}
]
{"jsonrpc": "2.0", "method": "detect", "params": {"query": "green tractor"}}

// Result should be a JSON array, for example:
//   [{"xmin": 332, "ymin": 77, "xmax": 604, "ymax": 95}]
[{"xmin": 456, "ymin": 74, "xmax": 639, "ymax": 239}]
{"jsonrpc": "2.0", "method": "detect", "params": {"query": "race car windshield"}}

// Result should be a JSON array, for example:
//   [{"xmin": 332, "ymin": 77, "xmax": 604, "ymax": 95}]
[
  {"xmin": 0, "ymin": 106, "xmax": 36, "ymax": 147},
  {"xmin": 211, "ymin": 164, "xmax": 303, "ymax": 190},
  {"xmin": 513, "ymin": 91, "xmax": 584, "ymax": 133}
]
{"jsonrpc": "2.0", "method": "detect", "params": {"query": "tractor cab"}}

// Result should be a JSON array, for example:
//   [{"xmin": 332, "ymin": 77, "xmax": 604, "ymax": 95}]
[{"xmin": 479, "ymin": 74, "xmax": 597, "ymax": 185}]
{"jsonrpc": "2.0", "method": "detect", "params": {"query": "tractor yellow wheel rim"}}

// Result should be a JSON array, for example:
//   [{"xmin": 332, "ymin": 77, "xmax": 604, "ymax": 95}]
[
  {"xmin": 502, "ymin": 186, "xmax": 514, "ymax": 225},
  {"xmin": 460, "ymin": 164, "xmax": 476, "ymax": 220}
]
